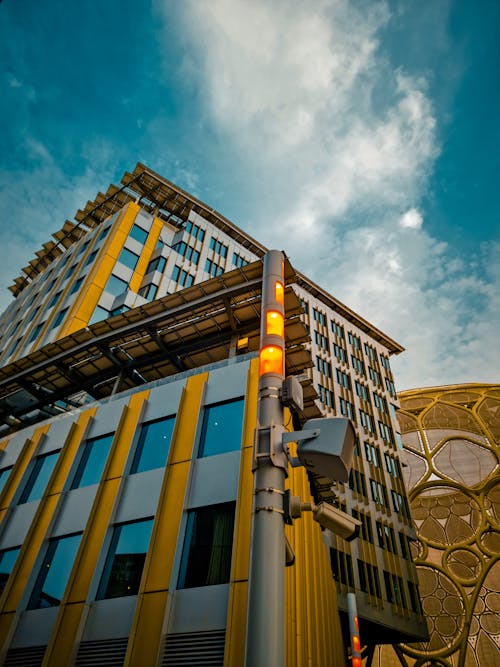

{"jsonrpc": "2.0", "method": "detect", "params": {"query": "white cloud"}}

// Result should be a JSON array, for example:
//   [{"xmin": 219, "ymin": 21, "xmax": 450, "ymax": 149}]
[
  {"xmin": 6, "ymin": 74, "xmax": 22, "ymax": 88},
  {"xmin": 162, "ymin": 0, "xmax": 499, "ymax": 389},
  {"xmin": 399, "ymin": 208, "xmax": 423, "ymax": 229},
  {"xmin": 0, "ymin": 139, "xmax": 118, "ymax": 313}
]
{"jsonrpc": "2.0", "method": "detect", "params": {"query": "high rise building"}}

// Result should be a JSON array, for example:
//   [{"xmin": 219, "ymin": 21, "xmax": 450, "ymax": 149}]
[
  {"xmin": 372, "ymin": 383, "xmax": 500, "ymax": 667},
  {"xmin": 0, "ymin": 164, "xmax": 427, "ymax": 665}
]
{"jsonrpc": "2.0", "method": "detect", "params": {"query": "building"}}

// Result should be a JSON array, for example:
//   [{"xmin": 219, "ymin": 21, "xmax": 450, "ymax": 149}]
[
  {"xmin": 0, "ymin": 164, "xmax": 427, "ymax": 665},
  {"xmin": 371, "ymin": 383, "xmax": 500, "ymax": 667}
]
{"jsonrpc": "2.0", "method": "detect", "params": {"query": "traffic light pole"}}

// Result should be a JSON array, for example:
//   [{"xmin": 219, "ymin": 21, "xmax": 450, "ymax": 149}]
[{"xmin": 245, "ymin": 250, "xmax": 287, "ymax": 667}]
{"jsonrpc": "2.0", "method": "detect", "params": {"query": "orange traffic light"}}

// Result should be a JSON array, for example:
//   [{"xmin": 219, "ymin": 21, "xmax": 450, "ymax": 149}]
[
  {"xmin": 259, "ymin": 345, "xmax": 284, "ymax": 376},
  {"xmin": 275, "ymin": 280, "xmax": 284, "ymax": 306},
  {"xmin": 266, "ymin": 310, "xmax": 284, "ymax": 337}
]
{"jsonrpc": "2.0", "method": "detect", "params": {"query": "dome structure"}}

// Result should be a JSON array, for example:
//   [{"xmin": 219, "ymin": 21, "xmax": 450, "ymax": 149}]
[{"xmin": 372, "ymin": 383, "xmax": 500, "ymax": 667}]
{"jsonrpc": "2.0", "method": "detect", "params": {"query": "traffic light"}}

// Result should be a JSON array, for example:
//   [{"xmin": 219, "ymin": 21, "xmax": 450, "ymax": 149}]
[
  {"xmin": 259, "ymin": 256, "xmax": 285, "ymax": 379},
  {"xmin": 348, "ymin": 592, "xmax": 362, "ymax": 666}
]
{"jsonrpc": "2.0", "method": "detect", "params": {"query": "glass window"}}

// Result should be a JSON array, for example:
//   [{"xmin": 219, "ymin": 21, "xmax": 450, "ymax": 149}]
[
  {"xmin": 71, "ymin": 433, "xmax": 114, "ymax": 489},
  {"xmin": 64, "ymin": 264, "xmax": 76, "ymax": 280},
  {"xmin": 28, "ymin": 533, "xmax": 82, "ymax": 608},
  {"xmin": 105, "ymin": 274, "xmax": 129, "ymax": 297},
  {"xmin": 98, "ymin": 225, "xmax": 111, "ymax": 241},
  {"xmin": 28, "ymin": 322, "xmax": 45, "ymax": 344},
  {"xmin": 47, "ymin": 290, "xmax": 62, "ymax": 310},
  {"xmin": 69, "ymin": 276, "xmax": 85, "ymax": 295},
  {"xmin": 0, "ymin": 465, "xmax": 13, "ymax": 494},
  {"xmin": 19, "ymin": 451, "xmax": 60, "ymax": 504},
  {"xmin": 89, "ymin": 305, "xmax": 109, "ymax": 325},
  {"xmin": 8, "ymin": 337, "xmax": 22, "ymax": 357},
  {"xmin": 198, "ymin": 399, "xmax": 244, "ymax": 458},
  {"xmin": 131, "ymin": 416, "xmax": 176, "ymax": 474},
  {"xmin": 178, "ymin": 502, "xmax": 235, "ymax": 589},
  {"xmin": 146, "ymin": 256, "xmax": 166, "ymax": 274},
  {"xmin": 52, "ymin": 307, "xmax": 68, "ymax": 329},
  {"xmin": 129, "ymin": 224, "xmax": 149, "ymax": 245},
  {"xmin": 84, "ymin": 250, "xmax": 99, "ymax": 267},
  {"xmin": 118, "ymin": 247, "xmax": 140, "ymax": 271},
  {"xmin": 110, "ymin": 305, "xmax": 130, "ymax": 317},
  {"xmin": 78, "ymin": 240, "xmax": 90, "ymax": 256},
  {"xmin": 97, "ymin": 518, "xmax": 154, "ymax": 599},
  {"xmin": 138, "ymin": 283, "xmax": 158, "ymax": 301},
  {"xmin": 27, "ymin": 305, "xmax": 40, "ymax": 323},
  {"xmin": 0, "ymin": 546, "xmax": 20, "ymax": 594}
]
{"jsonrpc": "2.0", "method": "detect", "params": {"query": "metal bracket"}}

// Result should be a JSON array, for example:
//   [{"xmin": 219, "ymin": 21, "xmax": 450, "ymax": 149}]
[
  {"xmin": 253, "ymin": 423, "xmax": 289, "ymax": 473},
  {"xmin": 281, "ymin": 429, "xmax": 320, "ymax": 445},
  {"xmin": 281, "ymin": 429, "xmax": 320, "ymax": 469},
  {"xmin": 255, "ymin": 487, "xmax": 285, "ymax": 495}
]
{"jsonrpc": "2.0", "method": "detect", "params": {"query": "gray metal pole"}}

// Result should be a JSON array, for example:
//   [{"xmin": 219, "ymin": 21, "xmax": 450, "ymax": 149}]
[{"xmin": 245, "ymin": 250, "xmax": 287, "ymax": 667}]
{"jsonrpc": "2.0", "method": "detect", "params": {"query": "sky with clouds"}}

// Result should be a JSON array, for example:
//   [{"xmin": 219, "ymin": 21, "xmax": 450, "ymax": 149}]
[{"xmin": 0, "ymin": 0, "xmax": 498, "ymax": 390}]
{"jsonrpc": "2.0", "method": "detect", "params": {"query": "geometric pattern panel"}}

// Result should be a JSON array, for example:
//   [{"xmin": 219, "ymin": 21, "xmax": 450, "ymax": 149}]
[
  {"xmin": 384, "ymin": 384, "xmax": 500, "ymax": 667},
  {"xmin": 477, "ymin": 397, "xmax": 500, "ymax": 440},
  {"xmin": 433, "ymin": 439, "xmax": 497, "ymax": 487}
]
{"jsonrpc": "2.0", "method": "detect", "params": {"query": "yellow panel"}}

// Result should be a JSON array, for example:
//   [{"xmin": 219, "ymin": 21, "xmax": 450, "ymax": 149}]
[
  {"xmin": 0, "ymin": 424, "xmax": 49, "ymax": 514},
  {"xmin": 0, "ymin": 493, "xmax": 57, "ymax": 616},
  {"xmin": 125, "ymin": 592, "xmax": 167, "ymax": 663},
  {"xmin": 60, "ymin": 202, "xmax": 140, "ymax": 337},
  {"xmin": 224, "ymin": 357, "xmax": 259, "ymax": 666},
  {"xmin": 224, "ymin": 582, "xmax": 249, "ymax": 665},
  {"xmin": 43, "ymin": 390, "xmax": 148, "ymax": 667},
  {"xmin": 128, "ymin": 216, "xmax": 164, "ymax": 293},
  {"xmin": 0, "ymin": 410, "xmax": 96, "ymax": 656},
  {"xmin": 125, "ymin": 372, "xmax": 208, "ymax": 666}
]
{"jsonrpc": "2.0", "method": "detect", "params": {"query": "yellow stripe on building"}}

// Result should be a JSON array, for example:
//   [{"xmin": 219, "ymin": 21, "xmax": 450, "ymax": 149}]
[
  {"xmin": 128, "ymin": 216, "xmax": 164, "ymax": 293},
  {"xmin": 124, "ymin": 372, "xmax": 208, "ymax": 666},
  {"xmin": 0, "ymin": 424, "xmax": 50, "ymax": 518},
  {"xmin": 60, "ymin": 201, "xmax": 140, "ymax": 337},
  {"xmin": 43, "ymin": 391, "xmax": 148, "ymax": 667},
  {"xmin": 224, "ymin": 356, "xmax": 259, "ymax": 666},
  {"xmin": 0, "ymin": 410, "xmax": 96, "ymax": 658}
]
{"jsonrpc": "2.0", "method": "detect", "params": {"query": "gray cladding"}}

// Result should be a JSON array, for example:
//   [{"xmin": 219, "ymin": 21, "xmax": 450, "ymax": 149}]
[{"xmin": 187, "ymin": 451, "xmax": 241, "ymax": 509}]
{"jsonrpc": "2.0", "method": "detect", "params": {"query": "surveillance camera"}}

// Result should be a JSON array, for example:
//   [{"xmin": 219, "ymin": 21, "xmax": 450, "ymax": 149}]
[{"xmin": 312, "ymin": 502, "xmax": 361, "ymax": 542}]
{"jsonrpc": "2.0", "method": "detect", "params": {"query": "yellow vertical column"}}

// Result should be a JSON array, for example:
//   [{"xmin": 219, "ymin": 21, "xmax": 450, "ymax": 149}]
[
  {"xmin": 0, "ymin": 424, "xmax": 49, "ymax": 525},
  {"xmin": 43, "ymin": 390, "xmax": 148, "ymax": 667},
  {"xmin": 124, "ymin": 372, "xmax": 208, "ymax": 666},
  {"xmin": 285, "ymin": 460, "xmax": 346, "ymax": 667},
  {"xmin": 0, "ymin": 409, "xmax": 96, "ymax": 657},
  {"xmin": 224, "ymin": 357, "xmax": 259, "ymax": 666},
  {"xmin": 60, "ymin": 201, "xmax": 141, "ymax": 337},
  {"xmin": 128, "ymin": 216, "xmax": 164, "ymax": 294}
]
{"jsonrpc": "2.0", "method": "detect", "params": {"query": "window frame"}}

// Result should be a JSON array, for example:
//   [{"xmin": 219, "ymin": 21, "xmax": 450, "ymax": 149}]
[{"xmin": 96, "ymin": 517, "xmax": 154, "ymax": 600}]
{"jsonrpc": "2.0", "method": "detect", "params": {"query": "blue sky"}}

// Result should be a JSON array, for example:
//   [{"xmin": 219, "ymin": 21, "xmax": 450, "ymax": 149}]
[{"xmin": 0, "ymin": 0, "xmax": 498, "ymax": 390}]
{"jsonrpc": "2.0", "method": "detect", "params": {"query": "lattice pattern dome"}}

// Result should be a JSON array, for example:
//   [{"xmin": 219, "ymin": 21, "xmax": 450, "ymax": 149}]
[{"xmin": 370, "ymin": 384, "xmax": 500, "ymax": 667}]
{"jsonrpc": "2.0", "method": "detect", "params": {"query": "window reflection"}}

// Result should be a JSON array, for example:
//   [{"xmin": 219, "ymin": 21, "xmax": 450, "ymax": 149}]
[
  {"xmin": 0, "ymin": 546, "xmax": 20, "ymax": 594},
  {"xmin": 97, "ymin": 518, "xmax": 154, "ymax": 599},
  {"xmin": 130, "ymin": 416, "xmax": 176, "ymax": 474},
  {"xmin": 178, "ymin": 502, "xmax": 235, "ymax": 589},
  {"xmin": 0, "ymin": 466, "xmax": 13, "ymax": 495},
  {"xmin": 19, "ymin": 451, "xmax": 60, "ymax": 504},
  {"xmin": 28, "ymin": 533, "xmax": 82, "ymax": 608},
  {"xmin": 198, "ymin": 399, "xmax": 244, "ymax": 458},
  {"xmin": 71, "ymin": 434, "xmax": 114, "ymax": 489}
]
